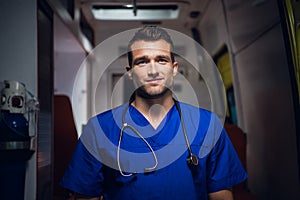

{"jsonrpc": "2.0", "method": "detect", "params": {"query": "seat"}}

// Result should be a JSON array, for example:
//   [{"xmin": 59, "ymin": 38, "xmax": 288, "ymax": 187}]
[
  {"xmin": 224, "ymin": 123, "xmax": 258, "ymax": 200},
  {"xmin": 53, "ymin": 95, "xmax": 78, "ymax": 199}
]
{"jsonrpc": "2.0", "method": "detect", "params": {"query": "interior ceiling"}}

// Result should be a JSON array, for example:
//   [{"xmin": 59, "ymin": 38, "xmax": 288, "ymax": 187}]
[{"xmin": 79, "ymin": 0, "xmax": 210, "ymax": 44}]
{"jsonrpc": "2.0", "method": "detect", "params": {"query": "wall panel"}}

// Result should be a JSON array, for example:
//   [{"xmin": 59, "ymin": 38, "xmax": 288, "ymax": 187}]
[
  {"xmin": 235, "ymin": 24, "xmax": 299, "ymax": 199},
  {"xmin": 224, "ymin": 0, "xmax": 280, "ymax": 53}
]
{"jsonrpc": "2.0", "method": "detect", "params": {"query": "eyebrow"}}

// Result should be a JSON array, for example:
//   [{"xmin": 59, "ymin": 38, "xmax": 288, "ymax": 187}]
[
  {"xmin": 133, "ymin": 55, "xmax": 171, "ymax": 63},
  {"xmin": 156, "ymin": 55, "xmax": 171, "ymax": 60}
]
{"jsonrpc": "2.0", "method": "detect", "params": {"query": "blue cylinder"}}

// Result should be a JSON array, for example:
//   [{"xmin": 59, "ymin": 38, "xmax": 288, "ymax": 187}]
[{"xmin": 0, "ymin": 112, "xmax": 31, "ymax": 200}]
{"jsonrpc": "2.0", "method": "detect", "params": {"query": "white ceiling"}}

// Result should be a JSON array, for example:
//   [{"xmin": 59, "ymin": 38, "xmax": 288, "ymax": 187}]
[{"xmin": 79, "ymin": 0, "xmax": 210, "ymax": 44}]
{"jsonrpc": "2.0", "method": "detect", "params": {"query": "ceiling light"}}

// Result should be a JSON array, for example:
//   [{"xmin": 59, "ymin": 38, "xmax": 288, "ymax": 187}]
[
  {"xmin": 91, "ymin": 5, "xmax": 179, "ymax": 20},
  {"xmin": 124, "ymin": 4, "xmax": 133, "ymax": 8}
]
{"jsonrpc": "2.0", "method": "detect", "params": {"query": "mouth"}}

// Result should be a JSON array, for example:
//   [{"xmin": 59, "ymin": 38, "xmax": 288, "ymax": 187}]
[{"xmin": 145, "ymin": 78, "xmax": 164, "ymax": 84}]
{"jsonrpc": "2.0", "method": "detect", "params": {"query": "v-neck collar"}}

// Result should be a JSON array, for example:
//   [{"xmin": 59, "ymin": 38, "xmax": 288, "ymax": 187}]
[
  {"xmin": 129, "ymin": 104, "xmax": 176, "ymax": 129},
  {"xmin": 125, "ymin": 103, "xmax": 179, "ymax": 146}
]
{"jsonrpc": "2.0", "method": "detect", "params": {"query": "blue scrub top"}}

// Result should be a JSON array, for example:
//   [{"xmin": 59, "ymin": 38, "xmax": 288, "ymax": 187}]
[{"xmin": 61, "ymin": 102, "xmax": 248, "ymax": 199}]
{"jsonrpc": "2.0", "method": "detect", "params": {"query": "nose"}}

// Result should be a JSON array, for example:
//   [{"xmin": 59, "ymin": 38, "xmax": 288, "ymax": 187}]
[{"xmin": 147, "ymin": 61, "xmax": 159, "ymax": 77}]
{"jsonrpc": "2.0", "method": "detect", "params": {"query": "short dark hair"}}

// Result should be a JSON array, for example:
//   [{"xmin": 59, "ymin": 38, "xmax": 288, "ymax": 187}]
[{"xmin": 127, "ymin": 26, "xmax": 175, "ymax": 69}]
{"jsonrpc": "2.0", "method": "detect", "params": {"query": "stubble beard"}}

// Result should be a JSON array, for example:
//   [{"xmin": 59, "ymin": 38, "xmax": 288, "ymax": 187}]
[{"xmin": 135, "ymin": 85, "xmax": 171, "ymax": 100}]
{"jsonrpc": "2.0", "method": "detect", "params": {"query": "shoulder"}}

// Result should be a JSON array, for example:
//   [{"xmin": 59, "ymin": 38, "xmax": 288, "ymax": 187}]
[
  {"xmin": 81, "ymin": 104, "xmax": 127, "ymax": 138},
  {"xmin": 178, "ymin": 102, "xmax": 225, "ymax": 143},
  {"xmin": 90, "ymin": 104, "xmax": 127, "ymax": 125},
  {"xmin": 178, "ymin": 101, "xmax": 219, "ymax": 123},
  {"xmin": 178, "ymin": 101, "xmax": 212, "ymax": 113},
  {"xmin": 96, "ymin": 104, "xmax": 126, "ymax": 118}
]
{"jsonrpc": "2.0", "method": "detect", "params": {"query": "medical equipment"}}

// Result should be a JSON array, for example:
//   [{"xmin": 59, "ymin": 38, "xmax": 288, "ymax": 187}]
[
  {"xmin": 0, "ymin": 80, "xmax": 39, "ymax": 199},
  {"xmin": 117, "ymin": 99, "xmax": 198, "ymax": 176},
  {"xmin": 0, "ymin": 80, "xmax": 39, "ymax": 142}
]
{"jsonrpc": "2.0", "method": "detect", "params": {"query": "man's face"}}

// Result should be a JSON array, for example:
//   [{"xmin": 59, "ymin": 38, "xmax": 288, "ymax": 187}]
[{"xmin": 128, "ymin": 39, "xmax": 178, "ymax": 98}]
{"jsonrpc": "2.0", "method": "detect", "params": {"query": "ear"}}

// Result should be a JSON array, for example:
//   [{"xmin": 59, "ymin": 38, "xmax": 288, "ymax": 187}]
[
  {"xmin": 172, "ymin": 62, "xmax": 179, "ymax": 76},
  {"xmin": 126, "ymin": 65, "xmax": 132, "ymax": 72},
  {"xmin": 126, "ymin": 66, "xmax": 133, "ymax": 80}
]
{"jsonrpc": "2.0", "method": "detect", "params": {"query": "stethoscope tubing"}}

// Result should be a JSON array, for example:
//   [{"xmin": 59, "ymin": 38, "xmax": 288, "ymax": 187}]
[
  {"xmin": 117, "ymin": 100, "xmax": 198, "ymax": 176},
  {"xmin": 174, "ymin": 101, "xmax": 199, "ymax": 166},
  {"xmin": 117, "ymin": 120, "xmax": 158, "ymax": 176}
]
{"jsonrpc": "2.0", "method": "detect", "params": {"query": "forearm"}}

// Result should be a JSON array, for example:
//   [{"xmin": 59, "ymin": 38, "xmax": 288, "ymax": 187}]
[{"xmin": 208, "ymin": 189, "xmax": 233, "ymax": 200}]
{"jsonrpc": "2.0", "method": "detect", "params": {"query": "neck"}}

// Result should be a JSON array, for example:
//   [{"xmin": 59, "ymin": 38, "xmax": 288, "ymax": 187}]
[{"xmin": 131, "ymin": 91, "xmax": 174, "ymax": 129}]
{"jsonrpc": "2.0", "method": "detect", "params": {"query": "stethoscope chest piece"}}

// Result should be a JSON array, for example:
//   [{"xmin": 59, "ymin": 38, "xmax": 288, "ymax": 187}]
[{"xmin": 187, "ymin": 154, "xmax": 199, "ymax": 166}]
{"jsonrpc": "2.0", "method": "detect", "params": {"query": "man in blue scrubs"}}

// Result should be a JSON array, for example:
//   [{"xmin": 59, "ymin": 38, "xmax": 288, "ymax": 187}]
[{"xmin": 61, "ymin": 26, "xmax": 248, "ymax": 199}]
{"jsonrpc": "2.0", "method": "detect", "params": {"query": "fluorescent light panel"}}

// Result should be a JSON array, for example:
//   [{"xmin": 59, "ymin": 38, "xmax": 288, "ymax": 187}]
[{"xmin": 92, "ymin": 5, "xmax": 179, "ymax": 20}]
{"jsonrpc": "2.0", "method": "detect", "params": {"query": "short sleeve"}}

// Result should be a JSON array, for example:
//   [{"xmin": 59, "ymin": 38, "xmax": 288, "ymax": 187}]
[
  {"xmin": 60, "ymin": 125, "xmax": 104, "ymax": 197},
  {"xmin": 206, "ymin": 120, "xmax": 248, "ymax": 192}
]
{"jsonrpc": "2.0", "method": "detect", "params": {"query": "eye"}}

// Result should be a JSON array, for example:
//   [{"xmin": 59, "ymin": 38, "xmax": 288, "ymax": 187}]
[
  {"xmin": 158, "ymin": 59, "xmax": 169, "ymax": 65},
  {"xmin": 158, "ymin": 59, "xmax": 168, "ymax": 63},
  {"xmin": 157, "ymin": 57, "xmax": 170, "ymax": 64},
  {"xmin": 134, "ymin": 59, "xmax": 148, "ymax": 66}
]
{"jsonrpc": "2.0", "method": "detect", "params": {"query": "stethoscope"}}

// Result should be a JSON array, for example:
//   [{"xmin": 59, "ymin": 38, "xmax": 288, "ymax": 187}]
[{"xmin": 117, "ymin": 99, "xmax": 199, "ymax": 177}]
